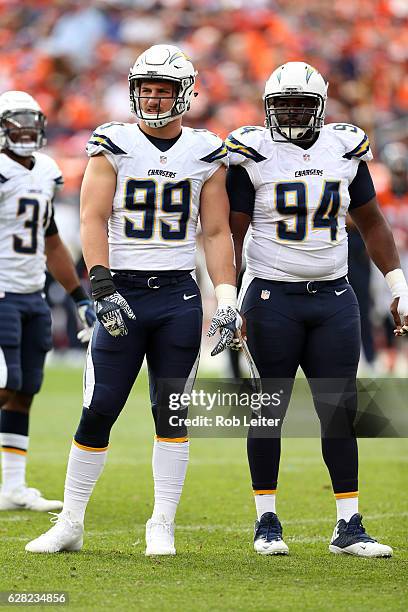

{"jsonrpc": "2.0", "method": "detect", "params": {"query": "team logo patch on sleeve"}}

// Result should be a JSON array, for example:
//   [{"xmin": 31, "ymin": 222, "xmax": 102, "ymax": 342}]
[
  {"xmin": 200, "ymin": 142, "xmax": 228, "ymax": 163},
  {"xmin": 88, "ymin": 133, "xmax": 127, "ymax": 155},
  {"xmin": 225, "ymin": 134, "xmax": 266, "ymax": 162},
  {"xmin": 343, "ymin": 134, "xmax": 370, "ymax": 160}
]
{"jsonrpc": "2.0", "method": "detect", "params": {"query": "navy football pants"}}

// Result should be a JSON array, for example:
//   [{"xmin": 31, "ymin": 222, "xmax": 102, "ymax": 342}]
[
  {"xmin": 77, "ymin": 274, "xmax": 202, "ymax": 447},
  {"xmin": 0, "ymin": 292, "xmax": 52, "ymax": 395},
  {"xmin": 242, "ymin": 277, "xmax": 360, "ymax": 495}
]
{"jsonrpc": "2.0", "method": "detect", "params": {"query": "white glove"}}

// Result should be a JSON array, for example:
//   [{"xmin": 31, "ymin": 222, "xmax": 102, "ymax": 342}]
[{"xmin": 76, "ymin": 299, "xmax": 96, "ymax": 344}]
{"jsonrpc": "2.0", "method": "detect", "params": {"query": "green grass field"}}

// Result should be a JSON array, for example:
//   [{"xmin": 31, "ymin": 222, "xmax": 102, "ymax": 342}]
[{"xmin": 1, "ymin": 366, "xmax": 407, "ymax": 611}]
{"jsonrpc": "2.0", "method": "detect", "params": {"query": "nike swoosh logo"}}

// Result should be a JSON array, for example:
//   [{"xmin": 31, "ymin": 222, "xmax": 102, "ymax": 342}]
[
  {"xmin": 335, "ymin": 289, "xmax": 347, "ymax": 296},
  {"xmin": 183, "ymin": 294, "xmax": 197, "ymax": 301}
]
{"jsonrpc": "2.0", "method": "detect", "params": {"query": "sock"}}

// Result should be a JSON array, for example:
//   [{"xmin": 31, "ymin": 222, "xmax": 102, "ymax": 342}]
[
  {"xmin": 254, "ymin": 491, "xmax": 277, "ymax": 519},
  {"xmin": 152, "ymin": 438, "xmax": 189, "ymax": 523},
  {"xmin": 0, "ymin": 411, "xmax": 29, "ymax": 494},
  {"xmin": 63, "ymin": 441, "xmax": 108, "ymax": 523},
  {"xmin": 335, "ymin": 492, "xmax": 359, "ymax": 522},
  {"xmin": 1, "ymin": 444, "xmax": 27, "ymax": 494}
]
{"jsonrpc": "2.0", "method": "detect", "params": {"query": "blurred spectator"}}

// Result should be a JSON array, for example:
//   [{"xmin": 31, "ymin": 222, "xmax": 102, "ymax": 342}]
[
  {"xmin": 39, "ymin": 4, "xmax": 109, "ymax": 69},
  {"xmin": 373, "ymin": 142, "xmax": 408, "ymax": 373},
  {"xmin": 347, "ymin": 217, "xmax": 377, "ymax": 371}
]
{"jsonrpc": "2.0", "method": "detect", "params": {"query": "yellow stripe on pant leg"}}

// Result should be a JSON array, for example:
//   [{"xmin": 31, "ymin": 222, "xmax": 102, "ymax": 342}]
[
  {"xmin": 155, "ymin": 435, "xmax": 189, "ymax": 443},
  {"xmin": 73, "ymin": 440, "xmax": 109, "ymax": 452},
  {"xmin": 334, "ymin": 491, "xmax": 359, "ymax": 499}
]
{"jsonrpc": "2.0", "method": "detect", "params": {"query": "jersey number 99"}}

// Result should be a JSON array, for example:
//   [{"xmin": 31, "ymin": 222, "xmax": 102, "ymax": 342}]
[{"xmin": 124, "ymin": 179, "xmax": 191, "ymax": 241}]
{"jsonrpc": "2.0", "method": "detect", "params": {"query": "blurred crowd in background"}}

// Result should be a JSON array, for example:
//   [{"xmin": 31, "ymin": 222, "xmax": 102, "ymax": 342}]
[{"xmin": 1, "ymin": 0, "xmax": 407, "ymax": 373}]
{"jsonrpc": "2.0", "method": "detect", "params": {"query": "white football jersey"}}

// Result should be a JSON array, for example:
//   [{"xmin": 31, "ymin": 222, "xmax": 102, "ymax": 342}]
[
  {"xmin": 86, "ymin": 122, "xmax": 227, "ymax": 271},
  {"xmin": 227, "ymin": 123, "xmax": 373, "ymax": 281},
  {"xmin": 0, "ymin": 152, "xmax": 63, "ymax": 293}
]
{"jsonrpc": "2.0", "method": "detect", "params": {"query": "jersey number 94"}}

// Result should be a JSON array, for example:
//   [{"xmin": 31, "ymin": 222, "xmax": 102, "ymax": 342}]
[{"xmin": 276, "ymin": 180, "xmax": 341, "ymax": 242}]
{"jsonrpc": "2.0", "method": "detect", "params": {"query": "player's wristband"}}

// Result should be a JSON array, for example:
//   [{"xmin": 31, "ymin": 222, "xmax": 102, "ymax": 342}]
[
  {"xmin": 70, "ymin": 285, "xmax": 90, "ymax": 304},
  {"xmin": 385, "ymin": 269, "xmax": 408, "ymax": 299},
  {"xmin": 89, "ymin": 265, "xmax": 116, "ymax": 300},
  {"xmin": 215, "ymin": 283, "xmax": 237, "ymax": 308}
]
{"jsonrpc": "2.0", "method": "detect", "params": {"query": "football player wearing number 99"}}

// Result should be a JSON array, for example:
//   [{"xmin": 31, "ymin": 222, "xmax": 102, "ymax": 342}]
[
  {"xmin": 228, "ymin": 62, "xmax": 407, "ymax": 558},
  {"xmin": 0, "ymin": 91, "xmax": 96, "ymax": 513},
  {"xmin": 26, "ymin": 45, "xmax": 239, "ymax": 556}
]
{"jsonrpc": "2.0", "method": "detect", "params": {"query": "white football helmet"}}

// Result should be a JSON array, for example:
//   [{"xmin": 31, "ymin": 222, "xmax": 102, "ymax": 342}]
[
  {"xmin": 129, "ymin": 44, "xmax": 197, "ymax": 128},
  {"xmin": 263, "ymin": 62, "xmax": 328, "ymax": 143},
  {"xmin": 0, "ymin": 91, "xmax": 46, "ymax": 156}
]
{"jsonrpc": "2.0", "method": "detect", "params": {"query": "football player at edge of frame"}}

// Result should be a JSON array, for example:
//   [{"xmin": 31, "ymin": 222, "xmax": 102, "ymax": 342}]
[
  {"xmin": 26, "ymin": 45, "xmax": 240, "ymax": 555},
  {"xmin": 227, "ymin": 62, "xmax": 408, "ymax": 558},
  {"xmin": 0, "ymin": 91, "xmax": 96, "ymax": 512}
]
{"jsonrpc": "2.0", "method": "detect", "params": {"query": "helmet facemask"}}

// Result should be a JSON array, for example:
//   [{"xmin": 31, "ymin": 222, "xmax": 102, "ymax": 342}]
[
  {"xmin": 265, "ymin": 92, "xmax": 325, "ymax": 143},
  {"xmin": 129, "ymin": 76, "xmax": 195, "ymax": 128},
  {"xmin": 0, "ymin": 110, "xmax": 46, "ymax": 156}
]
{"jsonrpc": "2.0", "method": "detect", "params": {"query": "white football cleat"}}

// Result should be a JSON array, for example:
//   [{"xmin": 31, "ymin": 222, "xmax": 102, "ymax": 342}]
[
  {"xmin": 253, "ymin": 512, "xmax": 289, "ymax": 555},
  {"xmin": 329, "ymin": 513, "xmax": 393, "ymax": 558},
  {"xmin": 145, "ymin": 514, "xmax": 176, "ymax": 556},
  {"xmin": 0, "ymin": 486, "xmax": 63, "ymax": 512},
  {"xmin": 25, "ymin": 511, "xmax": 84, "ymax": 553}
]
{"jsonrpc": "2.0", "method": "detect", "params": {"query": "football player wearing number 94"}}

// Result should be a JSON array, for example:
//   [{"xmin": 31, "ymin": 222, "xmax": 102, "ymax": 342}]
[
  {"xmin": 228, "ymin": 62, "xmax": 408, "ymax": 558},
  {"xmin": 26, "ymin": 45, "xmax": 240, "ymax": 556},
  {"xmin": 0, "ymin": 92, "xmax": 95, "ymax": 513}
]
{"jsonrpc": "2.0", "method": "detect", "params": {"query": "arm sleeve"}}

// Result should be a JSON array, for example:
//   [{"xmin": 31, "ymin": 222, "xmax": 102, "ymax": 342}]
[
  {"xmin": 53, "ymin": 175, "xmax": 64, "ymax": 194},
  {"xmin": 45, "ymin": 206, "xmax": 58, "ymax": 237},
  {"xmin": 226, "ymin": 165, "xmax": 255, "ymax": 217},
  {"xmin": 348, "ymin": 161, "xmax": 376, "ymax": 210}
]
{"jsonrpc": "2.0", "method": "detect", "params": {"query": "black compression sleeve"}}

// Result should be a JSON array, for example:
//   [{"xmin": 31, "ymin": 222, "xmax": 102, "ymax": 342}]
[
  {"xmin": 348, "ymin": 161, "xmax": 376, "ymax": 210},
  {"xmin": 70, "ymin": 286, "xmax": 89, "ymax": 303},
  {"xmin": 89, "ymin": 265, "xmax": 116, "ymax": 300},
  {"xmin": 45, "ymin": 207, "xmax": 58, "ymax": 237},
  {"xmin": 226, "ymin": 166, "xmax": 255, "ymax": 217}
]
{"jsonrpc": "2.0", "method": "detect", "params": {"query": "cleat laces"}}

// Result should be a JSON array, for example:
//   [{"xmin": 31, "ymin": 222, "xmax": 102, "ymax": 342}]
[{"xmin": 345, "ymin": 514, "xmax": 376, "ymax": 543}]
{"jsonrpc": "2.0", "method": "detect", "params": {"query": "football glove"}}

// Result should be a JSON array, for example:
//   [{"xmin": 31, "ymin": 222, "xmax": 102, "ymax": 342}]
[
  {"xmin": 70, "ymin": 286, "xmax": 96, "ymax": 344},
  {"xmin": 75, "ymin": 299, "xmax": 96, "ymax": 343},
  {"xmin": 95, "ymin": 292, "xmax": 136, "ymax": 337},
  {"xmin": 393, "ymin": 293, "xmax": 408, "ymax": 336},
  {"xmin": 386, "ymin": 269, "xmax": 408, "ymax": 336},
  {"xmin": 207, "ymin": 306, "xmax": 242, "ymax": 356}
]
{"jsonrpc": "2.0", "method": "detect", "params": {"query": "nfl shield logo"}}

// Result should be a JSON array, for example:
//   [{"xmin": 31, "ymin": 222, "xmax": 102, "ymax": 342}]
[
  {"xmin": 160, "ymin": 155, "xmax": 167, "ymax": 164},
  {"xmin": 303, "ymin": 153, "xmax": 311, "ymax": 162},
  {"xmin": 261, "ymin": 290, "xmax": 270, "ymax": 300}
]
